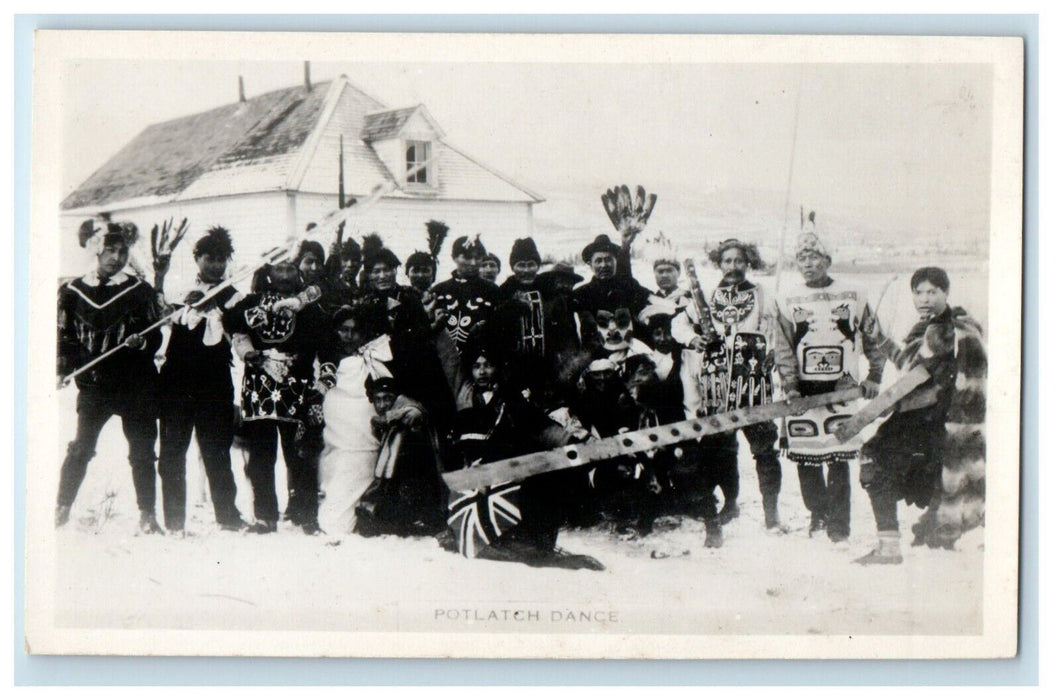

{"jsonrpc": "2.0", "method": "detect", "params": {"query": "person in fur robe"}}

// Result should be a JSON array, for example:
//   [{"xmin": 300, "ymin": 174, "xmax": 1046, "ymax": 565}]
[
  {"xmin": 355, "ymin": 376, "xmax": 449, "ymax": 537},
  {"xmin": 856, "ymin": 267, "xmax": 987, "ymax": 563}
]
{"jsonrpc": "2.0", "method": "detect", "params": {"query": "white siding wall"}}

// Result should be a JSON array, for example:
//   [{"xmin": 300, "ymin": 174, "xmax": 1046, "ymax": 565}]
[
  {"xmin": 366, "ymin": 138, "xmax": 403, "ymax": 184},
  {"xmin": 292, "ymin": 193, "xmax": 536, "ymax": 276},
  {"xmin": 60, "ymin": 191, "xmax": 537, "ymax": 291},
  {"xmin": 60, "ymin": 192, "xmax": 291, "ymax": 293},
  {"xmin": 296, "ymin": 85, "xmax": 393, "ymax": 197}
]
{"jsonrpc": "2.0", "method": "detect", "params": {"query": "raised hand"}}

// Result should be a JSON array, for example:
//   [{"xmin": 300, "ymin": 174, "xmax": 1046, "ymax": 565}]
[
  {"xmin": 151, "ymin": 217, "xmax": 190, "ymax": 280},
  {"xmin": 330, "ymin": 221, "xmax": 346, "ymax": 256}
]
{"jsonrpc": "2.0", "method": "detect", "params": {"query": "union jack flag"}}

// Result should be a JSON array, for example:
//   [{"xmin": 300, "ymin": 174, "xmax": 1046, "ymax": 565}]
[{"xmin": 447, "ymin": 482, "xmax": 522, "ymax": 558}]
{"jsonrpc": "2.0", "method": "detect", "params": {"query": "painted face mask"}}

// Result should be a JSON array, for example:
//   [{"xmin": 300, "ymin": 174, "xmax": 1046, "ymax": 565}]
[{"xmin": 595, "ymin": 308, "xmax": 634, "ymax": 351}]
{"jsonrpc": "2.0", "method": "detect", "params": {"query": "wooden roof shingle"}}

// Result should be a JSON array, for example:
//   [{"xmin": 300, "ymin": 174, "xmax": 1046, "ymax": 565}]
[
  {"xmin": 61, "ymin": 82, "xmax": 331, "ymax": 210},
  {"xmin": 360, "ymin": 107, "xmax": 419, "ymax": 142}
]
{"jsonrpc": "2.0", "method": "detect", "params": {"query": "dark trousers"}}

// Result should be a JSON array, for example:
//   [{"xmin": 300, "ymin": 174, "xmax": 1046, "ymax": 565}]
[
  {"xmin": 58, "ymin": 387, "xmax": 158, "ymax": 513},
  {"xmin": 661, "ymin": 432, "xmax": 737, "ymax": 521},
  {"xmin": 241, "ymin": 419, "xmax": 318, "ymax": 524},
  {"xmin": 860, "ymin": 416, "xmax": 945, "ymax": 533},
  {"xmin": 797, "ymin": 460, "xmax": 851, "ymax": 538},
  {"xmin": 743, "ymin": 420, "xmax": 782, "ymax": 498},
  {"xmin": 158, "ymin": 387, "xmax": 240, "ymax": 530}
]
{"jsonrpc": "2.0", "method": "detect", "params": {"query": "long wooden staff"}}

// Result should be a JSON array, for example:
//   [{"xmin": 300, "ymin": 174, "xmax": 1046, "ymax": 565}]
[
  {"xmin": 58, "ymin": 245, "xmax": 291, "ymax": 388},
  {"xmin": 443, "ymin": 386, "xmax": 863, "ymax": 492}
]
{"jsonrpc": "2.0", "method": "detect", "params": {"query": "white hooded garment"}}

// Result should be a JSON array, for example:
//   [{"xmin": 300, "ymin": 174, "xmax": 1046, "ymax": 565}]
[{"xmin": 318, "ymin": 335, "xmax": 392, "ymax": 536}]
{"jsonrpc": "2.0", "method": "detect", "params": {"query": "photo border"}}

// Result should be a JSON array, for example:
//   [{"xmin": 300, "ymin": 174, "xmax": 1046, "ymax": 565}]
[{"xmin": 13, "ymin": 12, "xmax": 1039, "ymax": 684}]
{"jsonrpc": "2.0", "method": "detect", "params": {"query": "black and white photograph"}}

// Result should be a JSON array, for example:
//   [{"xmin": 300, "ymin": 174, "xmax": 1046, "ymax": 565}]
[{"xmin": 24, "ymin": 31, "xmax": 1023, "ymax": 658}]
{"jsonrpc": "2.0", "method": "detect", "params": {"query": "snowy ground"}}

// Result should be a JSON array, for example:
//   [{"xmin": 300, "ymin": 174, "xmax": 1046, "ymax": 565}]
[{"xmin": 48, "ymin": 385, "xmax": 983, "ymax": 638}]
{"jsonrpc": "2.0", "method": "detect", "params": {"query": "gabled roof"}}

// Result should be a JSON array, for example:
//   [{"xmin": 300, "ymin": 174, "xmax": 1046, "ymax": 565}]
[
  {"xmin": 62, "ymin": 76, "xmax": 541, "ymax": 211},
  {"xmin": 61, "ymin": 81, "xmax": 333, "ymax": 211},
  {"xmin": 360, "ymin": 104, "xmax": 445, "ymax": 142},
  {"xmin": 361, "ymin": 106, "xmax": 418, "ymax": 141}
]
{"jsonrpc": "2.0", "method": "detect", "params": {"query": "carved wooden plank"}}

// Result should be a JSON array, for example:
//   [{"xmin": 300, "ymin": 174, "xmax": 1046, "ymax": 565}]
[
  {"xmin": 443, "ymin": 387, "xmax": 863, "ymax": 492},
  {"xmin": 832, "ymin": 365, "xmax": 932, "ymax": 443}
]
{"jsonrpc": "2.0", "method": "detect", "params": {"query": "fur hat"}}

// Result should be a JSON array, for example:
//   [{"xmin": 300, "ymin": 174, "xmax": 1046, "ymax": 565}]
[
  {"xmin": 451, "ymin": 234, "xmax": 486, "ymax": 259},
  {"xmin": 362, "ymin": 233, "xmax": 401, "ymax": 270},
  {"xmin": 580, "ymin": 234, "xmax": 622, "ymax": 264},
  {"xmin": 509, "ymin": 237, "xmax": 542, "ymax": 267},
  {"xmin": 708, "ymin": 238, "xmax": 765, "ymax": 271},
  {"xmin": 481, "ymin": 253, "xmax": 502, "ymax": 269},
  {"xmin": 364, "ymin": 375, "xmax": 400, "ymax": 397}
]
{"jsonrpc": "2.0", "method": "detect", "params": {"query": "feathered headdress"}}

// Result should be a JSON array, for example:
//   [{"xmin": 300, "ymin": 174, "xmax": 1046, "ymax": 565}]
[
  {"xmin": 451, "ymin": 233, "xmax": 486, "ymax": 259},
  {"xmin": 78, "ymin": 219, "xmax": 139, "ymax": 253},
  {"xmin": 641, "ymin": 231, "xmax": 680, "ymax": 270},
  {"xmin": 193, "ymin": 226, "xmax": 234, "ymax": 260},
  {"xmin": 406, "ymin": 220, "xmax": 450, "ymax": 271},
  {"xmin": 426, "ymin": 220, "xmax": 449, "ymax": 263},
  {"xmin": 362, "ymin": 233, "xmax": 384, "ymax": 262}
]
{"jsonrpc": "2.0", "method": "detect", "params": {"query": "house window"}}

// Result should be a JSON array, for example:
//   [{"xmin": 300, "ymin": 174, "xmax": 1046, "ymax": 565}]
[{"xmin": 405, "ymin": 141, "xmax": 430, "ymax": 185}]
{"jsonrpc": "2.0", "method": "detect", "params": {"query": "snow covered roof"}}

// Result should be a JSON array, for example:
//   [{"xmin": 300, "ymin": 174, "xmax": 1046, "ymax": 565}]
[{"xmin": 62, "ymin": 76, "xmax": 541, "ymax": 212}]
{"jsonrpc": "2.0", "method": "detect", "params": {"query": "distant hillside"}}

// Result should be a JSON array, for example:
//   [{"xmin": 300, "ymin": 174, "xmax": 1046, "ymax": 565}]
[{"xmin": 531, "ymin": 184, "xmax": 988, "ymax": 267}]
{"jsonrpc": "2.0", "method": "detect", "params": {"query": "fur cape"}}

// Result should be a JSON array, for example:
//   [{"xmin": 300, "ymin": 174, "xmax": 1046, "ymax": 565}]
[{"xmin": 903, "ymin": 307, "xmax": 988, "ymax": 548}]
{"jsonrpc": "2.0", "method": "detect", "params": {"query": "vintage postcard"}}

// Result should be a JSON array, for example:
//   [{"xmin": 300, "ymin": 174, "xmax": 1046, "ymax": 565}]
[{"xmin": 25, "ymin": 31, "xmax": 1023, "ymax": 658}]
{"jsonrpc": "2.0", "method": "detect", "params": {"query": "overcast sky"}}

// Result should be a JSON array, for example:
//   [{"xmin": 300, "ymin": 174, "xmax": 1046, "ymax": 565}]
[{"xmin": 60, "ymin": 58, "xmax": 992, "ymax": 242}]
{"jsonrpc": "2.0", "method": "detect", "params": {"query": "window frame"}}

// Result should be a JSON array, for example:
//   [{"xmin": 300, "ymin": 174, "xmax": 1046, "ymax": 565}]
[{"xmin": 404, "ymin": 139, "xmax": 433, "ymax": 189}]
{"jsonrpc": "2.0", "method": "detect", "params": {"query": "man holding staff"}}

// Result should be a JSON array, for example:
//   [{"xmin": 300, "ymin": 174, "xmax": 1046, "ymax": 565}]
[
  {"xmin": 56, "ymin": 222, "xmax": 163, "ymax": 534},
  {"xmin": 157, "ymin": 227, "xmax": 247, "ymax": 534},
  {"xmin": 672, "ymin": 239, "xmax": 785, "ymax": 530}
]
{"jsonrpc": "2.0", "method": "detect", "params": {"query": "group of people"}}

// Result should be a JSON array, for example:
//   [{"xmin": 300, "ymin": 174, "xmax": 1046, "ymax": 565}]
[{"xmin": 56, "ymin": 212, "xmax": 987, "ymax": 571}]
